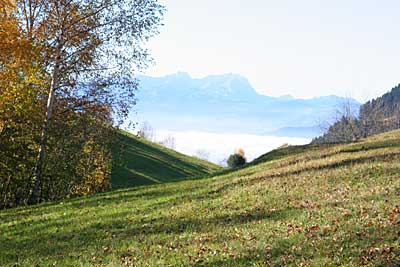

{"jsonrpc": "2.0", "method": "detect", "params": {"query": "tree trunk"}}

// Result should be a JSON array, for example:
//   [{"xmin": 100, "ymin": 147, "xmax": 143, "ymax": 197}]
[
  {"xmin": 29, "ymin": 45, "xmax": 61, "ymax": 204},
  {"xmin": 2, "ymin": 176, "xmax": 11, "ymax": 208}
]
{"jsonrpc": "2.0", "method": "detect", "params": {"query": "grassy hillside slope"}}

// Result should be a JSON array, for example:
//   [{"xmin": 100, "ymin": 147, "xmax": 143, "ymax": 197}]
[
  {"xmin": 1, "ymin": 131, "xmax": 400, "ymax": 266},
  {"xmin": 111, "ymin": 131, "xmax": 221, "ymax": 188}
]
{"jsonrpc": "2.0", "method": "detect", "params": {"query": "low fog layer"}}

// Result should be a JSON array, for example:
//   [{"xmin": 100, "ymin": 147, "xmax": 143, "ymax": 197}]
[{"xmin": 156, "ymin": 130, "xmax": 310, "ymax": 165}]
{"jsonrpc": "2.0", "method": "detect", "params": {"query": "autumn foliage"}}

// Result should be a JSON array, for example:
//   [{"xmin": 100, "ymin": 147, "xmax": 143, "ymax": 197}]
[{"xmin": 0, "ymin": 0, "xmax": 164, "ymax": 208}]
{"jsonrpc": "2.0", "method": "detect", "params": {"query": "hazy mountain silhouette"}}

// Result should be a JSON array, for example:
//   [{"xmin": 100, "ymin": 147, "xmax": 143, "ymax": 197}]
[{"xmin": 134, "ymin": 72, "xmax": 361, "ymax": 138}]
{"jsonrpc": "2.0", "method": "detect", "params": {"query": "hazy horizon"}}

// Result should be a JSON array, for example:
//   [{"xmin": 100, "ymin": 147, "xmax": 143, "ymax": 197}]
[
  {"xmin": 139, "ymin": 71, "xmax": 373, "ymax": 101},
  {"xmin": 144, "ymin": 0, "xmax": 400, "ymax": 102}
]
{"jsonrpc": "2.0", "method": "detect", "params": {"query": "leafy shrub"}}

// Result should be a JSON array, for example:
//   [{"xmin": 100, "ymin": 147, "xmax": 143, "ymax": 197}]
[{"xmin": 227, "ymin": 153, "xmax": 246, "ymax": 168}]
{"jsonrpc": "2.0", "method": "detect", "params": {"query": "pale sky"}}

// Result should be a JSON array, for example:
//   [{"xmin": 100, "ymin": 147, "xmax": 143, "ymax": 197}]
[{"xmin": 144, "ymin": 0, "xmax": 400, "ymax": 102}]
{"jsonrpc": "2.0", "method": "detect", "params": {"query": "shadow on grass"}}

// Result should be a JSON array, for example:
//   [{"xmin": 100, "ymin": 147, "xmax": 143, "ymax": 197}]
[
  {"xmin": 0, "ymin": 205, "xmax": 301, "ymax": 264},
  {"xmin": 209, "ymin": 150, "xmax": 400, "ymax": 196},
  {"xmin": 111, "ymin": 133, "xmax": 219, "ymax": 189},
  {"xmin": 2, "ymin": 139, "xmax": 396, "ymax": 224},
  {"xmin": 3, "ymin": 201, "xmax": 399, "ymax": 266},
  {"xmin": 198, "ymin": 214, "xmax": 400, "ymax": 266},
  {"xmin": 247, "ymin": 138, "xmax": 400, "ymax": 175},
  {"xmin": 205, "ymin": 139, "xmax": 397, "ymax": 184}
]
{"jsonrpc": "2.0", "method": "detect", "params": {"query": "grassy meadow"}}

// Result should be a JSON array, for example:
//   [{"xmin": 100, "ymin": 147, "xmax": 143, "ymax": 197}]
[
  {"xmin": 1, "ymin": 130, "xmax": 400, "ymax": 266},
  {"xmin": 111, "ymin": 131, "xmax": 221, "ymax": 188}
]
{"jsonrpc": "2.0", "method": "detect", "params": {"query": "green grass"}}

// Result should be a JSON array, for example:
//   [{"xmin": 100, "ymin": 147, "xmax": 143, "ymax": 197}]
[
  {"xmin": 111, "ymin": 130, "xmax": 221, "ymax": 189},
  {"xmin": 1, "ymin": 130, "xmax": 400, "ymax": 266}
]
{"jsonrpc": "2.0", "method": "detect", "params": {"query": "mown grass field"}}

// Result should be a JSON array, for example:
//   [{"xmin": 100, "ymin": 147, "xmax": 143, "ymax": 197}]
[
  {"xmin": 1, "ymin": 130, "xmax": 400, "ymax": 266},
  {"xmin": 111, "ymin": 131, "xmax": 221, "ymax": 188}
]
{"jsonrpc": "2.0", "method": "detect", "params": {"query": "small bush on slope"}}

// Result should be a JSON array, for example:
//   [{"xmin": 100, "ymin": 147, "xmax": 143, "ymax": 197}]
[{"xmin": 227, "ymin": 153, "xmax": 246, "ymax": 168}]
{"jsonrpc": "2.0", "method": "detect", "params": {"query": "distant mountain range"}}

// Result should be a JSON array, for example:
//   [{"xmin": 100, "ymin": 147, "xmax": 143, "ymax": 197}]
[{"xmin": 132, "ymin": 72, "xmax": 361, "ymax": 138}]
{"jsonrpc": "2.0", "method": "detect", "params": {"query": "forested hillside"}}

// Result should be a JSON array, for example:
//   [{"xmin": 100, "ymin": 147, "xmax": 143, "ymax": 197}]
[
  {"xmin": 360, "ymin": 84, "xmax": 400, "ymax": 136},
  {"xmin": 314, "ymin": 84, "xmax": 400, "ymax": 144}
]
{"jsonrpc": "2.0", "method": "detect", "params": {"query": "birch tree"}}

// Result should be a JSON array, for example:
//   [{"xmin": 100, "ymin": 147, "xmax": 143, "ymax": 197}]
[{"xmin": 10, "ymin": 0, "xmax": 164, "ymax": 203}]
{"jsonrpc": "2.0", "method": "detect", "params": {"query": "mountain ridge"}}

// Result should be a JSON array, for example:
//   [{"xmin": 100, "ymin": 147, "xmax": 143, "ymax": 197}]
[
  {"xmin": 134, "ymin": 72, "xmax": 361, "ymax": 138},
  {"xmin": 139, "ymin": 72, "xmax": 360, "ymax": 101}
]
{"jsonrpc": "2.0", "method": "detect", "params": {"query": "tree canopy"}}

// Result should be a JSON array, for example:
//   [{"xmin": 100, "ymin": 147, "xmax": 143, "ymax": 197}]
[{"xmin": 0, "ymin": 0, "xmax": 164, "ymax": 208}]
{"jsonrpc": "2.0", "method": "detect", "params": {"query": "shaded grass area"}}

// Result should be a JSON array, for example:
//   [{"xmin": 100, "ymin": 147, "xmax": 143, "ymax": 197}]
[
  {"xmin": 111, "ymin": 130, "xmax": 221, "ymax": 188},
  {"xmin": 1, "ymin": 130, "xmax": 400, "ymax": 266}
]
